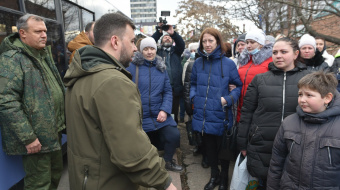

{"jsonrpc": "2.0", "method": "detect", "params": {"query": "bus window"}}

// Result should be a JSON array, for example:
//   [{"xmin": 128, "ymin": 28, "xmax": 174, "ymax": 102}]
[{"xmin": 25, "ymin": 0, "xmax": 57, "ymax": 20}]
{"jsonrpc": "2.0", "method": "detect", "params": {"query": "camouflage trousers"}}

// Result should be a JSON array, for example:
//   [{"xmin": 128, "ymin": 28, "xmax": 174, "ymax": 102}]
[{"xmin": 22, "ymin": 149, "xmax": 63, "ymax": 190}]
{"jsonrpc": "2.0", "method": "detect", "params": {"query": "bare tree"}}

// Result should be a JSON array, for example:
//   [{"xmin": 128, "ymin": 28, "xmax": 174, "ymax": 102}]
[
  {"xmin": 175, "ymin": 0, "xmax": 241, "ymax": 43},
  {"xmin": 226, "ymin": 0, "xmax": 340, "ymax": 45}
]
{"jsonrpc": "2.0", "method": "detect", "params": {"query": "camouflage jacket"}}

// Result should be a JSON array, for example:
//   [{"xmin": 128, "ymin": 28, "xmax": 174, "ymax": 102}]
[{"xmin": 0, "ymin": 33, "xmax": 65, "ymax": 155}]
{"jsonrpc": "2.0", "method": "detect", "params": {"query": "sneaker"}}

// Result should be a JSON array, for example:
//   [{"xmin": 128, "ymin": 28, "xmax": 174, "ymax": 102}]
[{"xmin": 165, "ymin": 160, "xmax": 183, "ymax": 172}]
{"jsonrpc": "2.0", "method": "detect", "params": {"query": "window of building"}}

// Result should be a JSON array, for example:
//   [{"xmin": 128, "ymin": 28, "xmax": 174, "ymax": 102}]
[
  {"xmin": 25, "ymin": 0, "xmax": 57, "ymax": 20},
  {"xmin": 0, "ymin": 0, "xmax": 20, "ymax": 11}
]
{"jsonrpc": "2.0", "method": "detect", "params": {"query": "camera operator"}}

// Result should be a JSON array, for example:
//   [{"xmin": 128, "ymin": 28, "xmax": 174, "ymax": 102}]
[{"xmin": 152, "ymin": 22, "xmax": 185, "ymax": 123}]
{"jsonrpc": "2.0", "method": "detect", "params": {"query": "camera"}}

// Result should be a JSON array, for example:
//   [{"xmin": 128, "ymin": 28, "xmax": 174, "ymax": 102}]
[{"xmin": 156, "ymin": 11, "xmax": 176, "ymax": 31}]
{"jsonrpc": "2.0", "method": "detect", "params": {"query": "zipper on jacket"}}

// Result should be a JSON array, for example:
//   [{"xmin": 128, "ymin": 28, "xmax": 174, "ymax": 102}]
[
  {"xmin": 289, "ymin": 141, "xmax": 295, "ymax": 159},
  {"xmin": 202, "ymin": 60, "xmax": 212, "ymax": 135},
  {"xmin": 148, "ymin": 64, "xmax": 157, "ymax": 128},
  {"xmin": 82, "ymin": 165, "xmax": 89, "ymax": 190},
  {"xmin": 328, "ymin": 146, "xmax": 332, "ymax": 166},
  {"xmin": 281, "ymin": 73, "xmax": 287, "ymax": 122}
]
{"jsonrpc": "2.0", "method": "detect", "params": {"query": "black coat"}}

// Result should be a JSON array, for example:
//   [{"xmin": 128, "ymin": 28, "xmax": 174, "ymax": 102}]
[
  {"xmin": 237, "ymin": 62, "xmax": 311, "ymax": 179},
  {"xmin": 183, "ymin": 59, "xmax": 195, "ymax": 115},
  {"xmin": 267, "ymin": 92, "xmax": 340, "ymax": 189},
  {"xmin": 300, "ymin": 50, "xmax": 329, "ymax": 72},
  {"xmin": 152, "ymin": 31, "xmax": 185, "ymax": 96}
]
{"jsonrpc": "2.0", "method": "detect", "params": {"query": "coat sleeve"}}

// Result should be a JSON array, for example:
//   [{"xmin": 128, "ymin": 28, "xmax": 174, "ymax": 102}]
[
  {"xmin": 160, "ymin": 71, "xmax": 173, "ymax": 114},
  {"xmin": 171, "ymin": 31, "xmax": 185, "ymax": 56},
  {"xmin": 0, "ymin": 53, "xmax": 37, "ymax": 146},
  {"xmin": 237, "ymin": 75, "xmax": 259, "ymax": 151},
  {"xmin": 190, "ymin": 59, "xmax": 198, "ymax": 101},
  {"xmin": 92, "ymin": 76, "xmax": 171, "ymax": 190},
  {"xmin": 224, "ymin": 59, "xmax": 242, "ymax": 107},
  {"xmin": 267, "ymin": 123, "xmax": 288, "ymax": 190},
  {"xmin": 151, "ymin": 30, "xmax": 163, "ymax": 43},
  {"xmin": 184, "ymin": 60, "xmax": 194, "ymax": 115}
]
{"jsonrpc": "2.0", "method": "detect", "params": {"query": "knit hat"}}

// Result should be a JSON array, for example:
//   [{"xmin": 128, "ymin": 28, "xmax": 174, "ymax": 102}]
[
  {"xmin": 245, "ymin": 29, "xmax": 266, "ymax": 45},
  {"xmin": 160, "ymin": 32, "xmax": 171, "ymax": 43},
  {"xmin": 140, "ymin": 37, "xmax": 157, "ymax": 51},
  {"xmin": 299, "ymin": 34, "xmax": 316, "ymax": 50},
  {"xmin": 188, "ymin": 42, "xmax": 199, "ymax": 51},
  {"xmin": 233, "ymin": 33, "xmax": 246, "ymax": 56}
]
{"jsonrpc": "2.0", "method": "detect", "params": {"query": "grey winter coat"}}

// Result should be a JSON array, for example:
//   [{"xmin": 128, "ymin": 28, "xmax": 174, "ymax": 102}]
[{"xmin": 267, "ymin": 91, "xmax": 340, "ymax": 189}]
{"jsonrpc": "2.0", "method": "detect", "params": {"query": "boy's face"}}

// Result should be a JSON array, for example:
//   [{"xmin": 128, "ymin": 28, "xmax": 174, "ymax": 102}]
[{"xmin": 298, "ymin": 87, "xmax": 332, "ymax": 113}]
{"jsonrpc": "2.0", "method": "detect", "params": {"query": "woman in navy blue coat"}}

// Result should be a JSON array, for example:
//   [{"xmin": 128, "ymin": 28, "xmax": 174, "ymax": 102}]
[
  {"xmin": 127, "ymin": 37, "xmax": 182, "ymax": 172},
  {"xmin": 190, "ymin": 28, "xmax": 242, "ymax": 190}
]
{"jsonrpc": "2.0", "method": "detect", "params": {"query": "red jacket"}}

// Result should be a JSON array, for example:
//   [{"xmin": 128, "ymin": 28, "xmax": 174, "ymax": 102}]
[{"xmin": 237, "ymin": 56, "xmax": 272, "ymax": 122}]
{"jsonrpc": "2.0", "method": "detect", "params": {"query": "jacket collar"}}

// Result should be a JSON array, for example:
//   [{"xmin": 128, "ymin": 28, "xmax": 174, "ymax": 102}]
[
  {"xmin": 197, "ymin": 45, "xmax": 223, "ymax": 60},
  {"xmin": 131, "ymin": 51, "xmax": 166, "ymax": 72}
]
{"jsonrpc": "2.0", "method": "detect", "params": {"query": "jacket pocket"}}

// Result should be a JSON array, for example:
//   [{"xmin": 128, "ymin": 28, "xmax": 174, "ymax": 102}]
[
  {"xmin": 82, "ymin": 165, "xmax": 89, "ymax": 190},
  {"xmin": 248, "ymin": 123, "xmax": 260, "ymax": 144},
  {"xmin": 319, "ymin": 138, "xmax": 340, "ymax": 166},
  {"xmin": 283, "ymin": 132, "xmax": 301, "ymax": 159}
]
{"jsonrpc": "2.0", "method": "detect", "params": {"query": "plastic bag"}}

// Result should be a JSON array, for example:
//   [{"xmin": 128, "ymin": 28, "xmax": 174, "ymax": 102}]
[{"xmin": 230, "ymin": 153, "xmax": 259, "ymax": 190}]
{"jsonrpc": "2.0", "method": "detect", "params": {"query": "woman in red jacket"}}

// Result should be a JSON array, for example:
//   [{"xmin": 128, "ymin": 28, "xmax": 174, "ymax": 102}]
[{"xmin": 237, "ymin": 29, "xmax": 273, "ymax": 122}]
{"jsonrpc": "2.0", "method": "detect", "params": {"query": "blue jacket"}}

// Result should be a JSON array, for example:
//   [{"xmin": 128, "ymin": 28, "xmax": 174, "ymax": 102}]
[
  {"xmin": 152, "ymin": 31, "xmax": 185, "ymax": 96},
  {"xmin": 190, "ymin": 46, "xmax": 242, "ymax": 136},
  {"xmin": 127, "ymin": 52, "xmax": 177, "ymax": 132}
]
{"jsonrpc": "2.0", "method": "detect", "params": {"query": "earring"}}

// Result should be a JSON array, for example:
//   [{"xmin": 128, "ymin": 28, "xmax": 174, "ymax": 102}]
[{"xmin": 324, "ymin": 103, "xmax": 328, "ymax": 108}]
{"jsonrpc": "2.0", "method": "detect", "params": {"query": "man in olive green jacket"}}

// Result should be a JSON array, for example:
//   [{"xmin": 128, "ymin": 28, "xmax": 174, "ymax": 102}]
[
  {"xmin": 64, "ymin": 13, "xmax": 177, "ymax": 190},
  {"xmin": 0, "ymin": 14, "xmax": 65, "ymax": 189}
]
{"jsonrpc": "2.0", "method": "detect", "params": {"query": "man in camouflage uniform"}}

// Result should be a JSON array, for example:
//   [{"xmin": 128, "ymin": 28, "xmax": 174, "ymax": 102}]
[{"xmin": 0, "ymin": 14, "xmax": 65, "ymax": 190}]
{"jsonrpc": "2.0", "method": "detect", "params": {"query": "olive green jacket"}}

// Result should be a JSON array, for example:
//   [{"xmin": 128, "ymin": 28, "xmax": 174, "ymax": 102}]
[
  {"xmin": 64, "ymin": 45, "xmax": 171, "ymax": 190},
  {"xmin": 0, "ymin": 33, "xmax": 66, "ymax": 155}
]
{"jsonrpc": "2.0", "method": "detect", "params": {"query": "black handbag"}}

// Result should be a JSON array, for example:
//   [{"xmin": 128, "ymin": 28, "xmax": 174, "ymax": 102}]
[{"xmin": 220, "ymin": 96, "xmax": 238, "ymax": 161}]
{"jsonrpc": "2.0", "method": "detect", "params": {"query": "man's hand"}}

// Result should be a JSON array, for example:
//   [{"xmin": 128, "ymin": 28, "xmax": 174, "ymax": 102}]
[
  {"xmin": 221, "ymin": 97, "xmax": 227, "ymax": 106},
  {"xmin": 158, "ymin": 23, "xmax": 163, "ymax": 33},
  {"xmin": 166, "ymin": 183, "xmax": 177, "ymax": 190},
  {"xmin": 157, "ymin": 110, "xmax": 167, "ymax": 123},
  {"xmin": 165, "ymin": 25, "xmax": 174, "ymax": 35},
  {"xmin": 25, "ymin": 138, "xmax": 42, "ymax": 154}
]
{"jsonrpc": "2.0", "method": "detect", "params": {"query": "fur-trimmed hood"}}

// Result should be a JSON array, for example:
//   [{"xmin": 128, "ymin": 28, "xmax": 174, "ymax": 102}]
[
  {"xmin": 131, "ymin": 51, "xmax": 166, "ymax": 72},
  {"xmin": 238, "ymin": 43, "xmax": 273, "ymax": 66}
]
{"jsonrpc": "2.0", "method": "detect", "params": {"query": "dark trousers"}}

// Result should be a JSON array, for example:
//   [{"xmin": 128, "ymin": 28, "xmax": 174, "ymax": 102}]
[
  {"xmin": 172, "ymin": 92, "xmax": 181, "ymax": 123},
  {"xmin": 147, "ymin": 125, "xmax": 180, "ymax": 162},
  {"xmin": 203, "ymin": 134, "xmax": 229, "ymax": 177},
  {"xmin": 179, "ymin": 96, "xmax": 185, "ymax": 119}
]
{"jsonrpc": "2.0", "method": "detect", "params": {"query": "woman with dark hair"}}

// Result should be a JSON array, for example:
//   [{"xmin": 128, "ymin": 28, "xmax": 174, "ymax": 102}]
[
  {"xmin": 298, "ymin": 34, "xmax": 329, "ymax": 71},
  {"xmin": 237, "ymin": 37, "xmax": 311, "ymax": 189},
  {"xmin": 190, "ymin": 28, "xmax": 242, "ymax": 190}
]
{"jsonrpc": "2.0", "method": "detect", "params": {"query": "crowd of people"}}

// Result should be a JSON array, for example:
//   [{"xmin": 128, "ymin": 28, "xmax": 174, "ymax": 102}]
[{"xmin": 0, "ymin": 12, "xmax": 339, "ymax": 190}]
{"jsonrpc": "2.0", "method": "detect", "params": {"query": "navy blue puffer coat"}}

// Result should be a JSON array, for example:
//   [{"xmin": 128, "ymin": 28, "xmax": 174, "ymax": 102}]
[
  {"xmin": 190, "ymin": 46, "xmax": 242, "ymax": 136},
  {"xmin": 127, "ymin": 52, "xmax": 177, "ymax": 132}
]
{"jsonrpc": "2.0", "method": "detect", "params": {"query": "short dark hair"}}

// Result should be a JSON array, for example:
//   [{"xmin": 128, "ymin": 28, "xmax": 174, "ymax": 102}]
[
  {"xmin": 298, "ymin": 71, "xmax": 338, "ymax": 97},
  {"xmin": 93, "ymin": 13, "xmax": 136, "ymax": 47},
  {"xmin": 17, "ymin": 14, "xmax": 44, "ymax": 31},
  {"xmin": 84, "ymin": 21, "xmax": 95, "ymax": 32}
]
